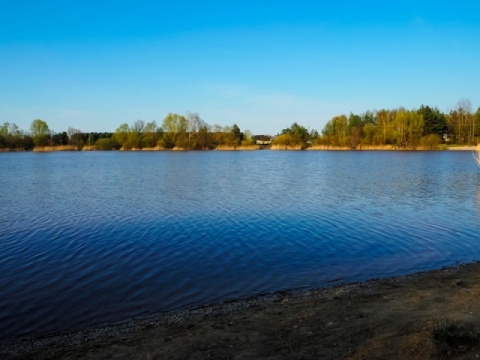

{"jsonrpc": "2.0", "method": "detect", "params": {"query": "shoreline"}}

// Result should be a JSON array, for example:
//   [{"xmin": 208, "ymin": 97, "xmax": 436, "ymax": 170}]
[
  {"xmin": 1, "ymin": 145, "xmax": 479, "ymax": 152},
  {"xmin": 3, "ymin": 261, "xmax": 480, "ymax": 359}
]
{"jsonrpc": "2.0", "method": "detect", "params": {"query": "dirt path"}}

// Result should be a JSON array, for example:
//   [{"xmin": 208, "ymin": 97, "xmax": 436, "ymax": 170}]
[{"xmin": 3, "ymin": 262, "xmax": 480, "ymax": 359}]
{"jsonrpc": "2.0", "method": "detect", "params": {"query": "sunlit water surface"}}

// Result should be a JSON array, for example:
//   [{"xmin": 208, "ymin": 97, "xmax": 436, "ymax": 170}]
[{"xmin": 1, "ymin": 151, "xmax": 480, "ymax": 339}]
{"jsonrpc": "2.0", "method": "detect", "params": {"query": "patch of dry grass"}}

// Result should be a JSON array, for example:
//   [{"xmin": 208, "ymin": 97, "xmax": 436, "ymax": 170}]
[
  {"xmin": 0, "ymin": 148, "xmax": 26, "ymax": 152},
  {"xmin": 141, "ymin": 146, "xmax": 165, "ymax": 151},
  {"xmin": 270, "ymin": 144, "xmax": 303, "ymax": 150},
  {"xmin": 307, "ymin": 145, "xmax": 352, "ymax": 150},
  {"xmin": 432, "ymin": 320, "xmax": 480, "ymax": 356},
  {"xmin": 33, "ymin": 145, "xmax": 79, "ymax": 152},
  {"xmin": 215, "ymin": 145, "xmax": 261, "ymax": 151}
]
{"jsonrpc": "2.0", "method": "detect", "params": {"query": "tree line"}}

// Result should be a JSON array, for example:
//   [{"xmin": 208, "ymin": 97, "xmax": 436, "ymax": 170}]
[
  {"xmin": 109, "ymin": 113, "xmax": 255, "ymax": 150},
  {"xmin": 272, "ymin": 100, "xmax": 480, "ymax": 150},
  {"xmin": 0, "ymin": 113, "xmax": 257, "ymax": 151},
  {"xmin": 1, "ymin": 100, "xmax": 479, "ymax": 151},
  {"xmin": 0, "ymin": 119, "xmax": 114, "ymax": 150},
  {"xmin": 312, "ymin": 100, "xmax": 480, "ymax": 150}
]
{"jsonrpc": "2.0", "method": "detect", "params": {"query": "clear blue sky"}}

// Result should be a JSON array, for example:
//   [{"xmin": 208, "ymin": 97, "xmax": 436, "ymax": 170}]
[{"xmin": 1, "ymin": 1, "xmax": 479, "ymax": 135}]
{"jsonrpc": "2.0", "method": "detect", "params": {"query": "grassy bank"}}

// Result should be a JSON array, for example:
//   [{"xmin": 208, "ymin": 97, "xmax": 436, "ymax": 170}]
[
  {"xmin": 308, "ymin": 144, "xmax": 476, "ymax": 151},
  {"xmin": 270, "ymin": 144, "xmax": 303, "ymax": 150},
  {"xmin": 215, "ymin": 145, "xmax": 261, "ymax": 151},
  {"xmin": 446, "ymin": 145, "xmax": 478, "ymax": 151},
  {"xmin": 33, "ymin": 145, "xmax": 79, "ymax": 152},
  {"xmin": 141, "ymin": 146, "xmax": 166, "ymax": 151},
  {"xmin": 3, "ymin": 144, "xmax": 478, "ymax": 152},
  {"xmin": 0, "ymin": 148, "xmax": 26, "ymax": 152}
]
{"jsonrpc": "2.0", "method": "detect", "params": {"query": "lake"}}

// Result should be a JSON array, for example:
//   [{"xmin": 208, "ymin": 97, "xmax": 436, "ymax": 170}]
[{"xmin": 1, "ymin": 150, "xmax": 480, "ymax": 340}]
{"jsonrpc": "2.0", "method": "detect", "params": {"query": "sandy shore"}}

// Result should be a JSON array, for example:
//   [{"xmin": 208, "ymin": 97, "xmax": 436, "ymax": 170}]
[{"xmin": 3, "ymin": 262, "xmax": 480, "ymax": 359}]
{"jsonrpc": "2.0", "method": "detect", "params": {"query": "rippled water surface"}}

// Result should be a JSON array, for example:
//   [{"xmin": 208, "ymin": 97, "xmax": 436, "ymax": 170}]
[{"xmin": 1, "ymin": 151, "xmax": 480, "ymax": 339}]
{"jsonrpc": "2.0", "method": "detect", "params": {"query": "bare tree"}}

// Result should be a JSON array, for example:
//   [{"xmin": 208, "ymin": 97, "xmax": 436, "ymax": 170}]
[
  {"xmin": 186, "ymin": 112, "xmax": 208, "ymax": 149},
  {"xmin": 132, "ymin": 120, "xmax": 145, "ymax": 134},
  {"xmin": 67, "ymin": 127, "xmax": 80, "ymax": 139}
]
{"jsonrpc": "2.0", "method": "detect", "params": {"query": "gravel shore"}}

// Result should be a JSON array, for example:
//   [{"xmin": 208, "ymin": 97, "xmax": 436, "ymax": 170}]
[{"xmin": 3, "ymin": 262, "xmax": 480, "ymax": 359}]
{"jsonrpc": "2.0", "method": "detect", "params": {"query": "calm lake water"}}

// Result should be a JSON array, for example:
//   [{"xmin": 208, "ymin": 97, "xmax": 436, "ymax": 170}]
[{"xmin": 1, "ymin": 150, "xmax": 480, "ymax": 339}]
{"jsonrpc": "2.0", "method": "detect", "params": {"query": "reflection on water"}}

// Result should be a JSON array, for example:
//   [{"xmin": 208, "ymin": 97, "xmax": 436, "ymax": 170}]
[{"xmin": 1, "ymin": 150, "xmax": 480, "ymax": 340}]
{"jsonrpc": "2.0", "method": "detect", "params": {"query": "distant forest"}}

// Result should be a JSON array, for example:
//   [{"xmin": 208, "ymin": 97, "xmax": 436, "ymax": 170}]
[{"xmin": 1, "ymin": 100, "xmax": 480, "ymax": 151}]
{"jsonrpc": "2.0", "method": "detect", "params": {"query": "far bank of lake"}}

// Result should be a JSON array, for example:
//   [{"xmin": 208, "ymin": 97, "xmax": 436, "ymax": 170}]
[{"xmin": 1, "ymin": 144, "xmax": 479, "ymax": 152}]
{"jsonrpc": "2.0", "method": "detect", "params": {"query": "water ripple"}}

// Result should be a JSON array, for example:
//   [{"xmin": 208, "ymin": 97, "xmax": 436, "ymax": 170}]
[{"xmin": 1, "ymin": 151, "xmax": 480, "ymax": 339}]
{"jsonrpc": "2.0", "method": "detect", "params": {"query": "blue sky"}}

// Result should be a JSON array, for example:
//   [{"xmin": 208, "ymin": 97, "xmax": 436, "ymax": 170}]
[{"xmin": 1, "ymin": 1, "xmax": 479, "ymax": 135}]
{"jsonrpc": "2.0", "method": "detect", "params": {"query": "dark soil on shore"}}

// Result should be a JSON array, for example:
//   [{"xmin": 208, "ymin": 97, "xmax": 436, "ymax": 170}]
[{"xmin": 3, "ymin": 262, "xmax": 480, "ymax": 359}]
